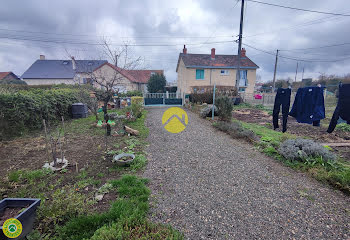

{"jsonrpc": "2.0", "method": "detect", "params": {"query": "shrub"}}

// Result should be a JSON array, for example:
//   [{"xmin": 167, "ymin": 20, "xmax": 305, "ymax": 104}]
[
  {"xmin": 213, "ymin": 121, "xmax": 257, "ymax": 142},
  {"xmin": 0, "ymin": 88, "xmax": 89, "ymax": 139},
  {"xmin": 119, "ymin": 90, "xmax": 143, "ymax": 97},
  {"xmin": 131, "ymin": 96, "xmax": 144, "ymax": 105},
  {"xmin": 278, "ymin": 138, "xmax": 336, "ymax": 162},
  {"xmin": 215, "ymin": 96, "xmax": 233, "ymax": 121}
]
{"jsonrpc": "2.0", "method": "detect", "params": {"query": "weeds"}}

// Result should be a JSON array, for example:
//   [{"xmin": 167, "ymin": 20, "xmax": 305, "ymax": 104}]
[
  {"xmin": 56, "ymin": 175, "xmax": 182, "ymax": 240},
  {"xmin": 336, "ymin": 123, "xmax": 350, "ymax": 132},
  {"xmin": 213, "ymin": 121, "xmax": 257, "ymax": 142}
]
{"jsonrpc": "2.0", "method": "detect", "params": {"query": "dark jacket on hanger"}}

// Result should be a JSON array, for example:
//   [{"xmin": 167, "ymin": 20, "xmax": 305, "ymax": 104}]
[
  {"xmin": 327, "ymin": 83, "xmax": 350, "ymax": 133},
  {"xmin": 289, "ymin": 87, "xmax": 325, "ymax": 124}
]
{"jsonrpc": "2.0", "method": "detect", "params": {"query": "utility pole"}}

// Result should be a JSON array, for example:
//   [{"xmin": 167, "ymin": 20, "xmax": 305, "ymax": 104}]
[
  {"xmin": 235, "ymin": 0, "xmax": 245, "ymax": 89},
  {"xmin": 301, "ymin": 67, "xmax": 305, "ymax": 80},
  {"xmin": 272, "ymin": 49, "xmax": 279, "ymax": 92},
  {"xmin": 294, "ymin": 62, "xmax": 299, "ymax": 82}
]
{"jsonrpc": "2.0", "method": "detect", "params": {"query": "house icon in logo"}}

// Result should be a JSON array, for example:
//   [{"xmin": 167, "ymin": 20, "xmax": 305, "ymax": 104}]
[{"xmin": 162, "ymin": 107, "xmax": 188, "ymax": 133}]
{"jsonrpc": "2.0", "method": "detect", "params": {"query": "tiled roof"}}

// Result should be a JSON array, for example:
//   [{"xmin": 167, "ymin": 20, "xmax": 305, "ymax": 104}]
[
  {"xmin": 0, "ymin": 72, "xmax": 11, "ymax": 80},
  {"xmin": 95, "ymin": 63, "xmax": 163, "ymax": 84},
  {"xmin": 21, "ymin": 60, "xmax": 107, "ymax": 79},
  {"xmin": 126, "ymin": 70, "xmax": 164, "ymax": 83},
  {"xmin": 176, "ymin": 53, "xmax": 259, "ymax": 71}
]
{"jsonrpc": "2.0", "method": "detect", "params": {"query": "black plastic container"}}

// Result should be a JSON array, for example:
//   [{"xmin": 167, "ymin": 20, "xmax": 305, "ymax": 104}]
[
  {"xmin": 0, "ymin": 198, "xmax": 41, "ymax": 240},
  {"xmin": 72, "ymin": 103, "xmax": 88, "ymax": 118}
]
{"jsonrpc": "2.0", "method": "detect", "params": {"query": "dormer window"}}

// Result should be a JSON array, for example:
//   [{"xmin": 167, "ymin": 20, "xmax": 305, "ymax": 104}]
[
  {"xmin": 88, "ymin": 62, "xmax": 93, "ymax": 66},
  {"xmin": 63, "ymin": 61, "xmax": 69, "ymax": 65}
]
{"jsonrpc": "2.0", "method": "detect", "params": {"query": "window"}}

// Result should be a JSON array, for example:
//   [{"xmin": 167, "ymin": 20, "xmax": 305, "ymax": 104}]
[
  {"xmin": 239, "ymin": 87, "xmax": 246, "ymax": 92},
  {"xmin": 151, "ymin": 72, "xmax": 156, "ymax": 76},
  {"xmin": 196, "ymin": 69, "xmax": 204, "ymax": 80},
  {"xmin": 220, "ymin": 70, "xmax": 229, "ymax": 75},
  {"xmin": 83, "ymin": 78, "xmax": 93, "ymax": 85},
  {"xmin": 239, "ymin": 70, "xmax": 248, "ymax": 87},
  {"xmin": 62, "ymin": 61, "xmax": 69, "ymax": 65}
]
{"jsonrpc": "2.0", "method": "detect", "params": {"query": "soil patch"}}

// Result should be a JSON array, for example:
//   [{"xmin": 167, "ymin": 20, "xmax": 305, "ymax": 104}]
[
  {"xmin": 0, "ymin": 205, "xmax": 29, "ymax": 225},
  {"xmin": 233, "ymin": 108, "xmax": 350, "ymax": 144}
]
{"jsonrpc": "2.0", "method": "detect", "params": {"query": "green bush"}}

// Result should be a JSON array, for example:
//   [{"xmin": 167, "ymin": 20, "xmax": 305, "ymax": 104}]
[
  {"xmin": 0, "ymin": 88, "xmax": 89, "ymax": 139},
  {"xmin": 118, "ymin": 90, "xmax": 143, "ymax": 97},
  {"xmin": 215, "ymin": 96, "xmax": 233, "ymax": 121}
]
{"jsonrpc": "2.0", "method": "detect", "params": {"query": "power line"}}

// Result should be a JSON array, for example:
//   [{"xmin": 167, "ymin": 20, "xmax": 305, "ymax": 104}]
[
  {"xmin": 246, "ymin": 0, "xmax": 350, "ymax": 17},
  {"xmin": 199, "ymin": 0, "xmax": 239, "ymax": 48},
  {"xmin": 0, "ymin": 34, "xmax": 235, "ymax": 46},
  {"xmin": 280, "ymin": 42, "xmax": 350, "ymax": 51},
  {"xmin": 242, "ymin": 43, "xmax": 350, "ymax": 62},
  {"xmin": 0, "ymin": 28, "xmax": 233, "ymax": 39},
  {"xmin": 244, "ymin": 13, "xmax": 348, "ymax": 38}
]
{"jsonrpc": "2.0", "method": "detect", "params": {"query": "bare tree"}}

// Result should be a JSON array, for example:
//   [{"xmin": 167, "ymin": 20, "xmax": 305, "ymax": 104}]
[{"xmin": 69, "ymin": 39, "xmax": 143, "ymax": 121}]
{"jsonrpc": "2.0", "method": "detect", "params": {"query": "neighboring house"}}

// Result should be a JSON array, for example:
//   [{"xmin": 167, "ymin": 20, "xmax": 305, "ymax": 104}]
[
  {"xmin": 21, "ymin": 55, "xmax": 107, "ymax": 85},
  {"xmin": 0, "ymin": 72, "xmax": 20, "ymax": 81},
  {"xmin": 93, "ymin": 62, "xmax": 163, "ymax": 93},
  {"xmin": 176, "ymin": 46, "xmax": 259, "ymax": 95},
  {"xmin": 0, "ymin": 71, "xmax": 26, "ymax": 85}
]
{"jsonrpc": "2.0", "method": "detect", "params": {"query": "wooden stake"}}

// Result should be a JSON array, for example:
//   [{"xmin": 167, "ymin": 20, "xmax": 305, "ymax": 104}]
[{"xmin": 42, "ymin": 119, "xmax": 50, "ymax": 163}]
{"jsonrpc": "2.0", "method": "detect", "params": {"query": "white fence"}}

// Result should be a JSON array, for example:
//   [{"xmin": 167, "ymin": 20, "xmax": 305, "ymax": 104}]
[{"xmin": 143, "ymin": 92, "xmax": 179, "ymax": 99}]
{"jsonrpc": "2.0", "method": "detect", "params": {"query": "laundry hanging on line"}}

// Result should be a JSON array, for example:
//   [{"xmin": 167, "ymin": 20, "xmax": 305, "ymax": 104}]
[
  {"xmin": 273, "ymin": 88, "xmax": 291, "ymax": 133},
  {"xmin": 327, "ymin": 83, "xmax": 350, "ymax": 133},
  {"xmin": 289, "ymin": 86, "xmax": 325, "ymax": 125}
]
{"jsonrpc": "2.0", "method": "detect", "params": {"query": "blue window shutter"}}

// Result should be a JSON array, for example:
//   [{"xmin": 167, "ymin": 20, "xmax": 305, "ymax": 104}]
[{"xmin": 196, "ymin": 69, "xmax": 204, "ymax": 79}]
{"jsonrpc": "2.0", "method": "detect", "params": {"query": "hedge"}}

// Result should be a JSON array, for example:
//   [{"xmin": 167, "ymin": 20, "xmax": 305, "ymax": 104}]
[{"xmin": 0, "ymin": 88, "xmax": 89, "ymax": 139}]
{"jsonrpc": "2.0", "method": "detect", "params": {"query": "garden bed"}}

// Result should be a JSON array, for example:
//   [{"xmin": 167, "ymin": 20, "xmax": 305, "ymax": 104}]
[{"xmin": 0, "ymin": 109, "xmax": 169, "ymax": 239}]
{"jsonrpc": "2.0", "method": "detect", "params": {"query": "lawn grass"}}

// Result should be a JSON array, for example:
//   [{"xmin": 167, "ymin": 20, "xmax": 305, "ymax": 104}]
[{"xmin": 56, "ymin": 175, "xmax": 183, "ymax": 240}]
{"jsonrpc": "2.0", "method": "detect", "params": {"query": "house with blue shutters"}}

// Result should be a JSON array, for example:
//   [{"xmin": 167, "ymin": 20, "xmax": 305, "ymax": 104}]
[{"xmin": 176, "ymin": 46, "xmax": 259, "ymax": 95}]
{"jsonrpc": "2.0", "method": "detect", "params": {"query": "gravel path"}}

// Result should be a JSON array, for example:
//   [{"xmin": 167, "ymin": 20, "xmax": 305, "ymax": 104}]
[{"xmin": 143, "ymin": 107, "xmax": 350, "ymax": 240}]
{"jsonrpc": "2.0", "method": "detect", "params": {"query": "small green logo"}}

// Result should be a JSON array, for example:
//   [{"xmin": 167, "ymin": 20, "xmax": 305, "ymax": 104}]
[{"xmin": 2, "ymin": 218, "xmax": 22, "ymax": 238}]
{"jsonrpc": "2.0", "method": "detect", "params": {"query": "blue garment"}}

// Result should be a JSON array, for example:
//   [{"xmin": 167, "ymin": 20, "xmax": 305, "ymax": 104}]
[{"xmin": 289, "ymin": 87, "xmax": 325, "ymax": 124}]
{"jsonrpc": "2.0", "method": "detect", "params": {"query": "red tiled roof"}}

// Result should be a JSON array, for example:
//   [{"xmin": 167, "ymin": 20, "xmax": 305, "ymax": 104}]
[
  {"xmin": 0, "ymin": 72, "xmax": 11, "ymax": 80},
  {"xmin": 176, "ymin": 53, "xmax": 259, "ymax": 72},
  {"xmin": 126, "ymin": 70, "xmax": 164, "ymax": 84},
  {"xmin": 94, "ymin": 63, "xmax": 163, "ymax": 84}
]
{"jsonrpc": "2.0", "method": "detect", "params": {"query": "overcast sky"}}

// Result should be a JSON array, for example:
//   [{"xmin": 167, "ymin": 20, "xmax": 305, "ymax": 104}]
[{"xmin": 1, "ymin": 0, "xmax": 350, "ymax": 83}]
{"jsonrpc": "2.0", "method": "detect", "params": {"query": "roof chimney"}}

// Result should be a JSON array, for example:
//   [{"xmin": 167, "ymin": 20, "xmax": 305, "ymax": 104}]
[
  {"xmin": 241, "ymin": 48, "xmax": 246, "ymax": 57},
  {"xmin": 211, "ymin": 48, "xmax": 215, "ymax": 60},
  {"xmin": 183, "ymin": 45, "xmax": 187, "ymax": 54},
  {"xmin": 40, "ymin": 55, "xmax": 45, "ymax": 60},
  {"xmin": 71, "ymin": 56, "xmax": 76, "ymax": 70}
]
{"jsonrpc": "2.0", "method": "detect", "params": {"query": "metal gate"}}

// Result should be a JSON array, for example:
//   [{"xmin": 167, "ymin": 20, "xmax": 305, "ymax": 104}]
[{"xmin": 144, "ymin": 93, "xmax": 183, "ymax": 106}]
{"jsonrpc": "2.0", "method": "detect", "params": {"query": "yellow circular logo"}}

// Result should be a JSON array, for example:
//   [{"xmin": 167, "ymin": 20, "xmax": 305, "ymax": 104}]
[
  {"xmin": 2, "ymin": 218, "xmax": 22, "ymax": 238},
  {"xmin": 162, "ymin": 107, "xmax": 188, "ymax": 133}
]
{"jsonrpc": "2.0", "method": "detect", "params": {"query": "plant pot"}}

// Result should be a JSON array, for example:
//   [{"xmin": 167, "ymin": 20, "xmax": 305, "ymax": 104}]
[
  {"xmin": 113, "ymin": 153, "xmax": 135, "ymax": 166},
  {"xmin": 0, "ymin": 198, "xmax": 41, "ymax": 240}
]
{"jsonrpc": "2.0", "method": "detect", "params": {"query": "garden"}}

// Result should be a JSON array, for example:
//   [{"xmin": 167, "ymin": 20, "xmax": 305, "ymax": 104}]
[
  {"xmin": 0, "ymin": 85, "xmax": 183, "ymax": 239},
  {"xmin": 187, "ymin": 93, "xmax": 350, "ymax": 194}
]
